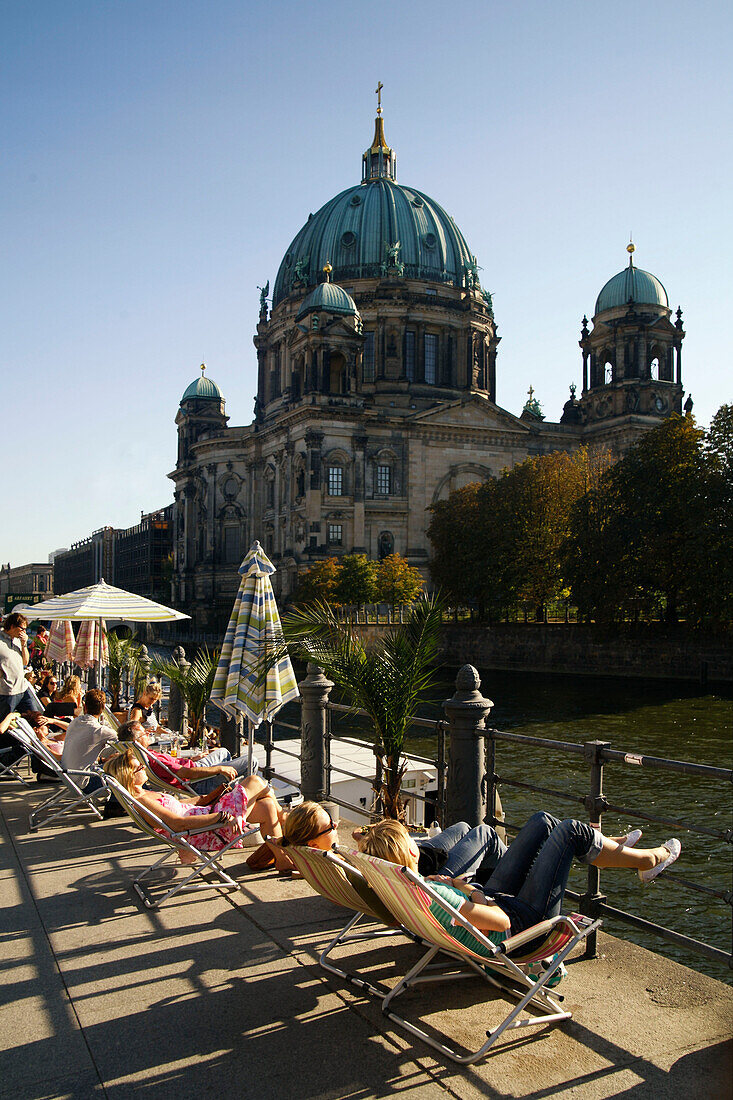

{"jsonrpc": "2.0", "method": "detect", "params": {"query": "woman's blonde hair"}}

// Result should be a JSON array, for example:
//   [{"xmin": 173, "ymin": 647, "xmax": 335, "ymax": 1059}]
[
  {"xmin": 60, "ymin": 675, "xmax": 82, "ymax": 699},
  {"xmin": 103, "ymin": 748, "xmax": 138, "ymax": 794},
  {"xmin": 360, "ymin": 820, "xmax": 414, "ymax": 866},
  {"xmin": 144, "ymin": 681, "xmax": 162, "ymax": 700},
  {"xmin": 281, "ymin": 801, "xmax": 327, "ymax": 847}
]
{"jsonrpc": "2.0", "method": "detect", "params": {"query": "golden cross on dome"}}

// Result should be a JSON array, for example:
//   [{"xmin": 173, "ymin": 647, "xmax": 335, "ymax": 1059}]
[
  {"xmin": 527, "ymin": 385, "xmax": 534, "ymax": 402},
  {"xmin": 375, "ymin": 81, "xmax": 383, "ymax": 115}
]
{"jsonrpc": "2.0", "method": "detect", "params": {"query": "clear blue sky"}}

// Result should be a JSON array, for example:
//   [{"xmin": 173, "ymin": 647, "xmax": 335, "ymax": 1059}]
[{"xmin": 3, "ymin": 0, "xmax": 731, "ymax": 566}]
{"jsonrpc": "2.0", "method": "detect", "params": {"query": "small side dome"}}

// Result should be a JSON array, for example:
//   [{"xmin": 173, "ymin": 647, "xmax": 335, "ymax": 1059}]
[
  {"xmin": 595, "ymin": 249, "xmax": 669, "ymax": 314},
  {"xmin": 296, "ymin": 280, "xmax": 359, "ymax": 322},
  {"xmin": 181, "ymin": 364, "xmax": 223, "ymax": 403}
]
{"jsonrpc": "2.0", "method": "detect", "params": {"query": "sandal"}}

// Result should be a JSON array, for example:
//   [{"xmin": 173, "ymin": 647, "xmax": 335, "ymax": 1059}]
[{"xmin": 639, "ymin": 839, "xmax": 681, "ymax": 884}]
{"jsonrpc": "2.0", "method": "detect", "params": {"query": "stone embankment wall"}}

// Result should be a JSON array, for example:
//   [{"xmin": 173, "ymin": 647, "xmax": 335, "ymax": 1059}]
[{"xmin": 436, "ymin": 624, "xmax": 733, "ymax": 684}]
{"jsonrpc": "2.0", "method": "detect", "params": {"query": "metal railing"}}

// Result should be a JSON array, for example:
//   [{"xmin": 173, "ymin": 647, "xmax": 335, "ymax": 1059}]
[
  {"xmin": 249, "ymin": 697, "xmax": 732, "ymax": 972},
  {"xmin": 484, "ymin": 728, "xmax": 732, "ymax": 966}
]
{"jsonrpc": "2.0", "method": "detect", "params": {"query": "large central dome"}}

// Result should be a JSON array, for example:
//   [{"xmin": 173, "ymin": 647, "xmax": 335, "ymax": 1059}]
[{"xmin": 272, "ymin": 114, "xmax": 479, "ymax": 307}]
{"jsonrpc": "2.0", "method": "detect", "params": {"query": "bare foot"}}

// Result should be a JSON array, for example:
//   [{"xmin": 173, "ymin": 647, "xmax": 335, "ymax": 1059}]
[{"xmin": 178, "ymin": 849, "xmax": 198, "ymax": 866}]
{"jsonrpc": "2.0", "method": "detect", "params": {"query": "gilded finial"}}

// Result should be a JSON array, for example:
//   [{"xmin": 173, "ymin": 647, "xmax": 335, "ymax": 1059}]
[
  {"xmin": 627, "ymin": 235, "xmax": 635, "ymax": 265},
  {"xmin": 200, "ymin": 362, "xmax": 206, "ymax": 375},
  {"xmin": 375, "ymin": 80, "xmax": 383, "ymax": 115},
  {"xmin": 323, "ymin": 261, "xmax": 332, "ymax": 282}
]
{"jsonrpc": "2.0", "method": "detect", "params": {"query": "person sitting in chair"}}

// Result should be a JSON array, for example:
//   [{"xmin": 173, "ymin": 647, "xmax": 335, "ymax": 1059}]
[
  {"xmin": 358, "ymin": 816, "xmax": 680, "ymax": 956},
  {"xmin": 104, "ymin": 748, "xmax": 285, "ymax": 863},
  {"xmin": 117, "ymin": 720, "xmax": 258, "ymax": 796}
]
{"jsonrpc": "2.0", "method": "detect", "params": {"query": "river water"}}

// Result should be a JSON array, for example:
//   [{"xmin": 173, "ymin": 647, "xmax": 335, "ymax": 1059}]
[{"xmin": 402, "ymin": 670, "xmax": 733, "ymax": 983}]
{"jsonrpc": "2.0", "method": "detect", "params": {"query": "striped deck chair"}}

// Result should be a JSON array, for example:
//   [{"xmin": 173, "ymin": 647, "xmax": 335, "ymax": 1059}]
[
  {"xmin": 99, "ymin": 770, "xmax": 258, "ymax": 909},
  {"xmin": 116, "ymin": 740, "xmax": 199, "ymax": 796},
  {"xmin": 278, "ymin": 844, "xmax": 416, "ymax": 997},
  {"xmin": 9, "ymin": 719, "xmax": 111, "ymax": 831},
  {"xmin": 0, "ymin": 742, "xmax": 32, "ymax": 786},
  {"xmin": 343, "ymin": 847, "xmax": 601, "ymax": 1065}
]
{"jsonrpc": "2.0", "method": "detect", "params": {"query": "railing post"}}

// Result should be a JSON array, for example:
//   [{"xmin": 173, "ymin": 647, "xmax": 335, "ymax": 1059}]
[
  {"xmin": 580, "ymin": 738, "xmax": 611, "ymax": 958},
  {"xmin": 299, "ymin": 663, "xmax": 333, "ymax": 802},
  {"xmin": 443, "ymin": 665, "xmax": 493, "ymax": 827},
  {"xmin": 167, "ymin": 646, "xmax": 187, "ymax": 732}
]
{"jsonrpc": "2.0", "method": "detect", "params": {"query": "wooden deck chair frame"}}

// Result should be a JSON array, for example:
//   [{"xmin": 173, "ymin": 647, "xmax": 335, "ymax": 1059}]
[
  {"xmin": 10, "ymin": 719, "xmax": 111, "ymax": 831},
  {"xmin": 99, "ymin": 769, "xmax": 256, "ymax": 909},
  {"xmin": 342, "ymin": 847, "xmax": 601, "ymax": 1065},
  {"xmin": 280, "ymin": 844, "xmax": 422, "ymax": 998},
  {"xmin": 0, "ymin": 742, "xmax": 32, "ymax": 786}
]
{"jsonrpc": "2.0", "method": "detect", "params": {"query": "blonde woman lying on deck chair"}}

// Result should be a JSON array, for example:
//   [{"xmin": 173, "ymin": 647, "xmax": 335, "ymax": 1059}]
[
  {"xmin": 358, "ymin": 815, "xmax": 680, "ymax": 954},
  {"xmin": 104, "ymin": 748, "xmax": 286, "ymax": 864}
]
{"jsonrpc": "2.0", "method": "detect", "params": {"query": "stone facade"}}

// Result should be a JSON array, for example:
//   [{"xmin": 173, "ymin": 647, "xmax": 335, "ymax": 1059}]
[{"xmin": 169, "ymin": 114, "xmax": 687, "ymax": 631}]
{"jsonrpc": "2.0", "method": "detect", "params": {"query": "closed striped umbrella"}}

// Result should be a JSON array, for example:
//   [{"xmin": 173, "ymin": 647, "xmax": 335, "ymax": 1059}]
[
  {"xmin": 74, "ymin": 619, "xmax": 109, "ymax": 670},
  {"xmin": 16, "ymin": 579, "xmax": 188, "ymax": 680},
  {"xmin": 210, "ymin": 542, "xmax": 298, "ymax": 768},
  {"xmin": 46, "ymin": 620, "xmax": 75, "ymax": 664}
]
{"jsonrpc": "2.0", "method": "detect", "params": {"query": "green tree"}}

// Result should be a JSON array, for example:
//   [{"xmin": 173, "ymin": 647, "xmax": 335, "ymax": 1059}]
[
  {"xmin": 375, "ymin": 553, "xmax": 424, "ymax": 610},
  {"xmin": 564, "ymin": 414, "xmax": 731, "ymax": 626},
  {"xmin": 293, "ymin": 558, "xmax": 342, "ymax": 604},
  {"xmin": 335, "ymin": 553, "xmax": 378, "ymax": 606},
  {"xmin": 279, "ymin": 595, "xmax": 443, "ymax": 820}
]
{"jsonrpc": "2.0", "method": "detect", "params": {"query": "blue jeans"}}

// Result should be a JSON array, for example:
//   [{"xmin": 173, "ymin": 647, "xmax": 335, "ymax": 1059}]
[
  {"xmin": 0, "ymin": 689, "xmax": 43, "ymax": 721},
  {"xmin": 417, "ymin": 822, "xmax": 507, "ymax": 881},
  {"xmin": 483, "ymin": 812, "xmax": 603, "ymax": 933},
  {"xmin": 189, "ymin": 747, "xmax": 258, "ymax": 796}
]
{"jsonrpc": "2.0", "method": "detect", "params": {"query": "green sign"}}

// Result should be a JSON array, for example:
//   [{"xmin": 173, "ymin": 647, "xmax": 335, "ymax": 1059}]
[{"xmin": 3, "ymin": 593, "xmax": 46, "ymax": 614}]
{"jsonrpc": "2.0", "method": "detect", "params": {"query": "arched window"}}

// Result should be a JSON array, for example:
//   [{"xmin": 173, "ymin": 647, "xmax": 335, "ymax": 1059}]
[
  {"xmin": 378, "ymin": 531, "xmax": 394, "ymax": 559},
  {"xmin": 329, "ymin": 352, "xmax": 346, "ymax": 394},
  {"xmin": 650, "ymin": 357, "xmax": 660, "ymax": 380}
]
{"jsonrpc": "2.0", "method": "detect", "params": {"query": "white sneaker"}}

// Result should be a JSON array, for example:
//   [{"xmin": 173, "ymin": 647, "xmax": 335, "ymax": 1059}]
[{"xmin": 639, "ymin": 839, "xmax": 681, "ymax": 884}]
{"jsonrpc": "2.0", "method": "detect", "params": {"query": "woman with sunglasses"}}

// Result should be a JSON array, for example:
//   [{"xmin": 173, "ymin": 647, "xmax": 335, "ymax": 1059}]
[
  {"xmin": 38, "ymin": 673, "xmax": 59, "ymax": 709},
  {"xmin": 104, "ymin": 748, "xmax": 286, "ymax": 864}
]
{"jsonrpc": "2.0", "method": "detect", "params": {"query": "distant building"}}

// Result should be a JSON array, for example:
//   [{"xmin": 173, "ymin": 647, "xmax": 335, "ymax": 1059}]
[
  {"xmin": 113, "ymin": 507, "xmax": 173, "ymax": 602},
  {"xmin": 53, "ymin": 527, "xmax": 116, "ymax": 593},
  {"xmin": 169, "ymin": 102, "xmax": 687, "ymax": 630},
  {"xmin": 0, "ymin": 561, "xmax": 54, "ymax": 614}
]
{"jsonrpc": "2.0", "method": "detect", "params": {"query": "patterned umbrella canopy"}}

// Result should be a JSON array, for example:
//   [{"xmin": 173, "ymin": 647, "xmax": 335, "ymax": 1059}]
[
  {"xmin": 210, "ymin": 542, "xmax": 298, "ymax": 728},
  {"xmin": 16, "ymin": 579, "xmax": 188, "ymax": 679},
  {"xmin": 14, "ymin": 579, "xmax": 189, "ymax": 623},
  {"xmin": 74, "ymin": 619, "xmax": 109, "ymax": 670},
  {"xmin": 45, "ymin": 620, "xmax": 75, "ymax": 664}
]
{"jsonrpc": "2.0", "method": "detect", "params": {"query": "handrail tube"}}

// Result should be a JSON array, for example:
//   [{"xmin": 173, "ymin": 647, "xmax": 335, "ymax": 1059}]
[
  {"xmin": 599, "ymin": 748, "xmax": 732, "ymax": 781},
  {"xmin": 600, "ymin": 799, "xmax": 731, "ymax": 841},
  {"xmin": 564, "ymin": 891, "xmax": 732, "ymax": 967},
  {"xmin": 494, "ymin": 777, "xmax": 586, "ymax": 808},
  {"xmin": 488, "ymin": 729, "xmax": 588, "ymax": 755}
]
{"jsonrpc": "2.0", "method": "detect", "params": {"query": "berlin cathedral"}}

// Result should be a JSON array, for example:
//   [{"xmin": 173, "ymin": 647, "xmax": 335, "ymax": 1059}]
[{"xmin": 170, "ymin": 97, "xmax": 687, "ymax": 629}]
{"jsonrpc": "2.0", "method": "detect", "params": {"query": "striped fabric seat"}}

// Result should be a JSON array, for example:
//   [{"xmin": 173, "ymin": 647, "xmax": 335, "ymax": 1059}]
[
  {"xmin": 342, "ymin": 847, "xmax": 601, "ymax": 1065},
  {"xmin": 279, "ymin": 844, "xmax": 413, "ymax": 998}
]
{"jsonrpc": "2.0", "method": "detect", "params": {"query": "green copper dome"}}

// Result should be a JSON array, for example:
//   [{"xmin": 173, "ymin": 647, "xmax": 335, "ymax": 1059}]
[
  {"xmin": 296, "ymin": 279, "xmax": 359, "ymax": 321},
  {"xmin": 595, "ymin": 260, "xmax": 669, "ymax": 314},
  {"xmin": 180, "ymin": 372, "xmax": 223, "ymax": 403},
  {"xmin": 273, "ymin": 114, "xmax": 480, "ymax": 307}
]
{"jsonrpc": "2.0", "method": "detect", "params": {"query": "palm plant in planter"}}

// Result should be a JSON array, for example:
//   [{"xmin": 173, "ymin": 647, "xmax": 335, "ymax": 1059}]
[
  {"xmin": 150, "ymin": 647, "xmax": 219, "ymax": 747},
  {"xmin": 106, "ymin": 631, "xmax": 145, "ymax": 712},
  {"xmin": 280, "ymin": 594, "xmax": 443, "ymax": 821}
]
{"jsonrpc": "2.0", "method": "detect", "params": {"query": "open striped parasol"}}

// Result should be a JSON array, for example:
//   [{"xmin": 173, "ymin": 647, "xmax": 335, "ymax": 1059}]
[
  {"xmin": 16, "ymin": 579, "xmax": 189, "ymax": 680},
  {"xmin": 210, "ymin": 542, "xmax": 298, "ymax": 768},
  {"xmin": 74, "ymin": 619, "xmax": 109, "ymax": 670},
  {"xmin": 45, "ymin": 620, "xmax": 75, "ymax": 664}
]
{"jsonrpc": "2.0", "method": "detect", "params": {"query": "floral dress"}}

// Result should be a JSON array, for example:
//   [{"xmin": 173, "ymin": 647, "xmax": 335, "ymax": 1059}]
[{"xmin": 152, "ymin": 784, "xmax": 249, "ymax": 850}]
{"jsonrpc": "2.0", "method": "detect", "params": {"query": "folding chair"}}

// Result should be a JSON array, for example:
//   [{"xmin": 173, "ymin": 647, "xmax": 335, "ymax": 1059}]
[
  {"xmin": 99, "ymin": 770, "xmax": 258, "ymax": 909},
  {"xmin": 0, "ymin": 742, "xmax": 32, "ymax": 786},
  {"xmin": 343, "ymin": 847, "xmax": 601, "ymax": 1065},
  {"xmin": 9, "ymin": 719, "xmax": 111, "ymax": 831},
  {"xmin": 116, "ymin": 740, "xmax": 199, "ymax": 796},
  {"xmin": 279, "ymin": 843, "xmax": 419, "ymax": 997}
]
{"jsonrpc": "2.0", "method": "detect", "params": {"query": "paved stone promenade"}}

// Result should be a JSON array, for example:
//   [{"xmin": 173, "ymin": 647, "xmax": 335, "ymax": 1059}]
[{"xmin": 1, "ymin": 781, "xmax": 731, "ymax": 1099}]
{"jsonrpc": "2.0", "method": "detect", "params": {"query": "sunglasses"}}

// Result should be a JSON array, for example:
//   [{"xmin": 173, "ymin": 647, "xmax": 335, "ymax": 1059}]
[{"xmin": 312, "ymin": 812, "xmax": 336, "ymax": 840}]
